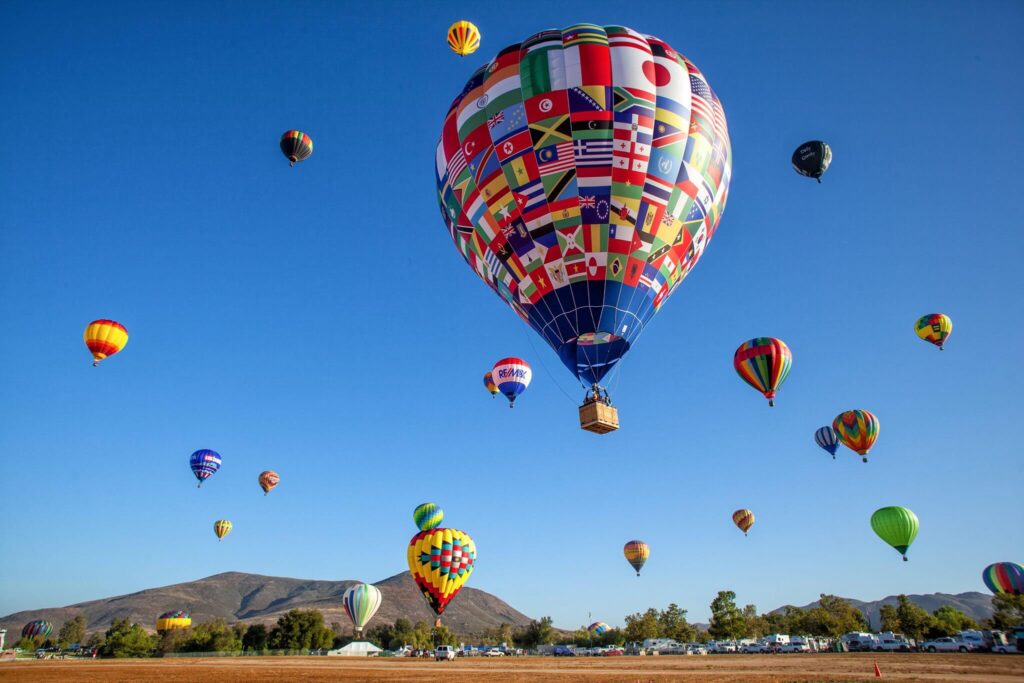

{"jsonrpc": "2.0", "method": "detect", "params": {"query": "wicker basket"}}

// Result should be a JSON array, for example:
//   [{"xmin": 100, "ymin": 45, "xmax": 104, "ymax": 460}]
[{"xmin": 579, "ymin": 402, "xmax": 619, "ymax": 434}]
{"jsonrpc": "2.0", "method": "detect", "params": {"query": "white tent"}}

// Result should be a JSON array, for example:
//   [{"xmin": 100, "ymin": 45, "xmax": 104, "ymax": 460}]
[{"xmin": 327, "ymin": 641, "xmax": 383, "ymax": 657}]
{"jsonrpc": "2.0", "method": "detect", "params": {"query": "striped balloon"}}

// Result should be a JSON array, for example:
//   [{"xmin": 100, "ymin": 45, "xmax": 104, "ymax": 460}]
[
  {"xmin": 21, "ymin": 619, "xmax": 53, "ymax": 639},
  {"xmin": 258, "ymin": 470, "xmax": 280, "ymax": 495},
  {"xmin": 213, "ymin": 519, "xmax": 233, "ymax": 541},
  {"xmin": 483, "ymin": 372, "xmax": 498, "ymax": 397},
  {"xmin": 342, "ymin": 583, "xmax": 383, "ymax": 635},
  {"xmin": 915, "ymin": 313, "xmax": 952, "ymax": 350},
  {"xmin": 280, "ymin": 130, "xmax": 313, "ymax": 166},
  {"xmin": 733, "ymin": 338, "xmax": 792, "ymax": 406},
  {"xmin": 732, "ymin": 509, "xmax": 755, "ymax": 536},
  {"xmin": 84, "ymin": 319, "xmax": 128, "ymax": 367},
  {"xmin": 588, "ymin": 621, "xmax": 610, "ymax": 636},
  {"xmin": 491, "ymin": 357, "xmax": 531, "ymax": 407},
  {"xmin": 982, "ymin": 562, "xmax": 1024, "ymax": 596},
  {"xmin": 623, "ymin": 540, "xmax": 649, "ymax": 576},
  {"xmin": 833, "ymin": 410, "xmax": 879, "ymax": 462},
  {"xmin": 870, "ymin": 507, "xmax": 918, "ymax": 561},
  {"xmin": 190, "ymin": 449, "xmax": 222, "ymax": 487},
  {"xmin": 156, "ymin": 610, "xmax": 191, "ymax": 632},
  {"xmin": 413, "ymin": 502, "xmax": 444, "ymax": 531},
  {"xmin": 446, "ymin": 20, "xmax": 480, "ymax": 56},
  {"xmin": 814, "ymin": 426, "xmax": 839, "ymax": 459}
]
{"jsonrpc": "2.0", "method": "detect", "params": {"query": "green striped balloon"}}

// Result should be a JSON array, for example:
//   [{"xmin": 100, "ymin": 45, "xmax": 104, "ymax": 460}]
[
  {"xmin": 413, "ymin": 502, "xmax": 443, "ymax": 531},
  {"xmin": 342, "ymin": 583, "xmax": 382, "ymax": 634},
  {"xmin": 871, "ymin": 506, "xmax": 919, "ymax": 561}
]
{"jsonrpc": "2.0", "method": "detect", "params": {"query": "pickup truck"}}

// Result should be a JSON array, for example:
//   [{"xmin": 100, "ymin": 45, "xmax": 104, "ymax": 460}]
[{"xmin": 920, "ymin": 637, "xmax": 971, "ymax": 653}]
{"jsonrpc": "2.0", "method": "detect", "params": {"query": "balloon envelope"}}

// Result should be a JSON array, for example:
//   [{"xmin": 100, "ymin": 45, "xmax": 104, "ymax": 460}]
[
  {"xmin": 732, "ymin": 509, "xmax": 755, "ymax": 535},
  {"xmin": 436, "ymin": 25, "xmax": 732, "ymax": 390},
  {"xmin": 258, "ymin": 470, "xmax": 280, "ymax": 495},
  {"xmin": 280, "ymin": 130, "xmax": 313, "ymax": 166},
  {"xmin": 407, "ymin": 527, "xmax": 476, "ymax": 615},
  {"xmin": 190, "ymin": 449, "xmax": 222, "ymax": 487},
  {"xmin": 21, "ymin": 620, "xmax": 53, "ymax": 639},
  {"xmin": 484, "ymin": 371, "xmax": 499, "ymax": 396},
  {"xmin": 833, "ymin": 410, "xmax": 879, "ymax": 461},
  {"xmin": 733, "ymin": 338, "xmax": 792, "ymax": 406},
  {"xmin": 413, "ymin": 502, "xmax": 444, "ymax": 531},
  {"xmin": 587, "ymin": 621, "xmax": 610, "ymax": 635},
  {"xmin": 491, "ymin": 357, "xmax": 531, "ymax": 405},
  {"xmin": 156, "ymin": 610, "xmax": 191, "ymax": 632},
  {"xmin": 915, "ymin": 313, "xmax": 952, "ymax": 350},
  {"xmin": 982, "ymin": 562, "xmax": 1024, "ymax": 596},
  {"xmin": 84, "ymin": 319, "xmax": 128, "ymax": 366},
  {"xmin": 791, "ymin": 141, "xmax": 832, "ymax": 181},
  {"xmin": 214, "ymin": 519, "xmax": 233, "ymax": 540},
  {"xmin": 870, "ymin": 506, "xmax": 918, "ymax": 561},
  {"xmin": 814, "ymin": 426, "xmax": 839, "ymax": 458},
  {"xmin": 342, "ymin": 583, "xmax": 383, "ymax": 632},
  {"xmin": 623, "ymin": 540, "xmax": 649, "ymax": 576},
  {"xmin": 447, "ymin": 20, "xmax": 481, "ymax": 56}
]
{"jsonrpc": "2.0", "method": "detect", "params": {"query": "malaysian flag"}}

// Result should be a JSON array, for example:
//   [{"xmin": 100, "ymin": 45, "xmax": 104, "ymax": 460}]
[{"xmin": 537, "ymin": 141, "xmax": 575, "ymax": 174}]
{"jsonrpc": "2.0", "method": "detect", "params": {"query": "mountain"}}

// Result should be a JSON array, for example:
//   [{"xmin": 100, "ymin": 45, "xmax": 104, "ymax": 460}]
[
  {"xmin": 771, "ymin": 592, "xmax": 994, "ymax": 627},
  {"xmin": 0, "ymin": 571, "xmax": 532, "ymax": 637}
]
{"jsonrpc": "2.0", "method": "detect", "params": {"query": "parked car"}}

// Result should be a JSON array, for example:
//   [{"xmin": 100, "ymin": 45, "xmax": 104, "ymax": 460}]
[
  {"xmin": 992, "ymin": 643, "xmax": 1018, "ymax": 654},
  {"xmin": 552, "ymin": 645, "xmax": 575, "ymax": 657},
  {"xmin": 687, "ymin": 644, "xmax": 708, "ymax": 655},
  {"xmin": 874, "ymin": 637, "xmax": 911, "ymax": 652},
  {"xmin": 658, "ymin": 643, "xmax": 688, "ymax": 655},
  {"xmin": 742, "ymin": 642, "xmax": 769, "ymax": 654},
  {"xmin": 485, "ymin": 648, "xmax": 505, "ymax": 657},
  {"xmin": 779, "ymin": 642, "xmax": 810, "ymax": 653},
  {"xmin": 435, "ymin": 645, "xmax": 456, "ymax": 661},
  {"xmin": 921, "ymin": 637, "xmax": 970, "ymax": 653},
  {"xmin": 711, "ymin": 641, "xmax": 738, "ymax": 653}
]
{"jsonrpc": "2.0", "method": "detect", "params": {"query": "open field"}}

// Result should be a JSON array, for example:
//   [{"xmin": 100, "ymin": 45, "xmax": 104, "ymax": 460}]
[{"xmin": 1, "ymin": 654, "xmax": 1022, "ymax": 682}]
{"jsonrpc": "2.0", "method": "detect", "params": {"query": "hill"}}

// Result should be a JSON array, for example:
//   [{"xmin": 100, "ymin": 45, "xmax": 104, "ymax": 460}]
[
  {"xmin": 0, "ymin": 571, "xmax": 532, "ymax": 638},
  {"xmin": 773, "ymin": 592, "xmax": 994, "ymax": 627}
]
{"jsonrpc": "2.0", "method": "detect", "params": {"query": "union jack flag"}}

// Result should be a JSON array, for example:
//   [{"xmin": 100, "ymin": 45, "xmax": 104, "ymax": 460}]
[
  {"xmin": 580, "ymin": 195, "xmax": 596, "ymax": 209},
  {"xmin": 486, "ymin": 112, "xmax": 505, "ymax": 129}
]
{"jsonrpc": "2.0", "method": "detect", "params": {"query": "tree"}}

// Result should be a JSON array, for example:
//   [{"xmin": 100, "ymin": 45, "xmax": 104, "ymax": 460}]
[
  {"xmin": 267, "ymin": 610, "xmax": 334, "ymax": 652},
  {"xmin": 623, "ymin": 608, "xmax": 660, "ymax": 642},
  {"xmin": 742, "ymin": 604, "xmax": 769, "ymax": 639},
  {"xmin": 708, "ymin": 591, "xmax": 745, "ymax": 640},
  {"xmin": 431, "ymin": 625, "xmax": 457, "ymax": 646},
  {"xmin": 155, "ymin": 627, "xmax": 191, "ymax": 654},
  {"xmin": 16, "ymin": 635, "xmax": 42, "ymax": 652},
  {"xmin": 894, "ymin": 595, "xmax": 935, "ymax": 641},
  {"xmin": 180, "ymin": 619, "xmax": 242, "ymax": 653},
  {"xmin": 242, "ymin": 624, "xmax": 268, "ymax": 652},
  {"xmin": 515, "ymin": 617, "xmax": 555, "ymax": 648},
  {"xmin": 658, "ymin": 604, "xmax": 696, "ymax": 643},
  {"xmin": 100, "ymin": 618, "xmax": 156, "ymax": 658},
  {"xmin": 988, "ymin": 594, "xmax": 1024, "ymax": 631},
  {"xmin": 930, "ymin": 606, "xmax": 977, "ymax": 637},
  {"xmin": 879, "ymin": 604, "xmax": 900, "ymax": 633},
  {"xmin": 812, "ymin": 595, "xmax": 867, "ymax": 637},
  {"xmin": 57, "ymin": 615, "xmax": 87, "ymax": 648}
]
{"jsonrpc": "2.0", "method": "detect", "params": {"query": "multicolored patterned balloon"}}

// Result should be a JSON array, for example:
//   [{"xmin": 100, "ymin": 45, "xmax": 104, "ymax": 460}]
[
  {"xmin": 588, "ymin": 621, "xmax": 610, "ymax": 635},
  {"xmin": 190, "ymin": 449, "xmax": 222, "ymax": 487},
  {"xmin": 915, "ymin": 313, "xmax": 952, "ymax": 350},
  {"xmin": 436, "ymin": 25, "xmax": 731, "ymax": 393},
  {"xmin": 982, "ymin": 562, "xmax": 1024, "ymax": 596},
  {"xmin": 623, "ymin": 540, "xmax": 649, "ymax": 576},
  {"xmin": 814, "ymin": 426, "xmax": 839, "ymax": 459},
  {"xmin": 342, "ymin": 583, "xmax": 383, "ymax": 635},
  {"xmin": 483, "ymin": 371, "xmax": 498, "ymax": 397},
  {"xmin": 21, "ymin": 619, "xmax": 53, "ymax": 639},
  {"xmin": 213, "ymin": 519, "xmax": 233, "ymax": 541},
  {"xmin": 413, "ymin": 502, "xmax": 444, "ymax": 531},
  {"xmin": 447, "ymin": 20, "xmax": 480, "ymax": 56},
  {"xmin": 733, "ymin": 338, "xmax": 792, "ymax": 406},
  {"xmin": 84, "ymin": 319, "xmax": 128, "ymax": 367},
  {"xmin": 732, "ymin": 509, "xmax": 755, "ymax": 536},
  {"xmin": 491, "ymin": 357, "xmax": 531, "ymax": 407},
  {"xmin": 156, "ymin": 610, "xmax": 191, "ymax": 632},
  {"xmin": 280, "ymin": 130, "xmax": 312, "ymax": 166},
  {"xmin": 406, "ymin": 527, "xmax": 476, "ymax": 616},
  {"xmin": 258, "ymin": 470, "xmax": 280, "ymax": 495},
  {"xmin": 871, "ymin": 506, "xmax": 918, "ymax": 561},
  {"xmin": 833, "ymin": 410, "xmax": 879, "ymax": 462}
]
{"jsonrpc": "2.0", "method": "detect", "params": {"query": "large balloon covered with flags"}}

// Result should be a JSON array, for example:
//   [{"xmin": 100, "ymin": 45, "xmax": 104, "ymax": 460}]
[{"xmin": 435, "ymin": 24, "xmax": 732, "ymax": 399}]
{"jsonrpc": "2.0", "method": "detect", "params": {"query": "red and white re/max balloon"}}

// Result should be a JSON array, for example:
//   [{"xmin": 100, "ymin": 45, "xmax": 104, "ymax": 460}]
[{"xmin": 491, "ymin": 357, "xmax": 532, "ymax": 408}]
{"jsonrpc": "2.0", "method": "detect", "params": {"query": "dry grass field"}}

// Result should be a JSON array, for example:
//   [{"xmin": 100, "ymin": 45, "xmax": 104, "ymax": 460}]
[{"xmin": 1, "ymin": 653, "xmax": 1022, "ymax": 682}]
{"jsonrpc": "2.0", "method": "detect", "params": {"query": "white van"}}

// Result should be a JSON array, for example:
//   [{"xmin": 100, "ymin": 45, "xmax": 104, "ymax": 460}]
[{"xmin": 435, "ymin": 645, "xmax": 456, "ymax": 661}]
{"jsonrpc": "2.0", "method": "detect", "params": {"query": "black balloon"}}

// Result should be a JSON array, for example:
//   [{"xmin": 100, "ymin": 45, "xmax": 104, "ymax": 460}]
[{"xmin": 791, "ymin": 141, "xmax": 832, "ymax": 183}]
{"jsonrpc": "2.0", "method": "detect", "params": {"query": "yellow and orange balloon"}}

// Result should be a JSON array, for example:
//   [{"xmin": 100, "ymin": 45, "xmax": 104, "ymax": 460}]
[
  {"xmin": 213, "ymin": 519, "xmax": 232, "ymax": 541},
  {"xmin": 732, "ymin": 509, "xmax": 755, "ymax": 536},
  {"xmin": 84, "ymin": 319, "xmax": 128, "ymax": 366},
  {"xmin": 407, "ymin": 527, "xmax": 476, "ymax": 617},
  {"xmin": 258, "ymin": 470, "xmax": 280, "ymax": 495},
  {"xmin": 446, "ymin": 20, "xmax": 480, "ymax": 56},
  {"xmin": 623, "ymin": 540, "xmax": 650, "ymax": 576}
]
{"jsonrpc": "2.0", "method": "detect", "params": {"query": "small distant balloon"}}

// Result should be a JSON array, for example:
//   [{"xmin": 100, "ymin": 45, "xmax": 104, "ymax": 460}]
[
  {"xmin": 258, "ymin": 470, "xmax": 280, "ymax": 495},
  {"xmin": 280, "ymin": 130, "xmax": 313, "ymax": 166},
  {"xmin": 156, "ymin": 610, "xmax": 191, "ymax": 632},
  {"xmin": 447, "ymin": 20, "xmax": 480, "ymax": 56},
  {"xmin": 214, "ymin": 519, "xmax": 233, "ymax": 541},
  {"xmin": 484, "ymin": 372, "xmax": 498, "ymax": 398},
  {"xmin": 190, "ymin": 449, "xmax": 222, "ymax": 488},
  {"xmin": 413, "ymin": 502, "xmax": 443, "ymax": 531},
  {"xmin": 733, "ymin": 509, "xmax": 755, "ymax": 536},
  {"xmin": 791, "ymin": 141, "xmax": 832, "ymax": 182},
  {"xmin": 814, "ymin": 426, "xmax": 839, "ymax": 459},
  {"xmin": 982, "ymin": 562, "xmax": 1024, "ymax": 596},
  {"xmin": 587, "ymin": 621, "xmax": 610, "ymax": 636},
  {"xmin": 733, "ymin": 338, "xmax": 792, "ymax": 407},
  {"xmin": 491, "ymin": 357, "xmax": 531, "ymax": 408},
  {"xmin": 870, "ymin": 507, "xmax": 918, "ymax": 561},
  {"xmin": 833, "ymin": 410, "xmax": 879, "ymax": 462},
  {"xmin": 623, "ymin": 540, "xmax": 649, "ymax": 576},
  {"xmin": 84, "ymin": 319, "xmax": 128, "ymax": 367},
  {"xmin": 915, "ymin": 313, "xmax": 952, "ymax": 350}
]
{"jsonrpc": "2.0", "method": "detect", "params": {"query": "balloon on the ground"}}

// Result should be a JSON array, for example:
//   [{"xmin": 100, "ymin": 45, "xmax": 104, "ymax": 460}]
[
  {"xmin": 413, "ymin": 502, "xmax": 444, "ymax": 531},
  {"xmin": 84, "ymin": 319, "xmax": 128, "ymax": 367},
  {"xmin": 814, "ymin": 426, "xmax": 839, "ymax": 459},
  {"xmin": 871, "ymin": 506, "xmax": 918, "ymax": 561},
  {"xmin": 258, "ymin": 470, "xmax": 280, "ymax": 495},
  {"xmin": 732, "ymin": 509, "xmax": 755, "ymax": 536},
  {"xmin": 791, "ymin": 141, "xmax": 832, "ymax": 182},
  {"xmin": 190, "ymin": 449, "xmax": 222, "ymax": 488},
  {"xmin": 982, "ymin": 562, "xmax": 1024, "ymax": 596},
  {"xmin": 491, "ymin": 357, "xmax": 531, "ymax": 407},
  {"xmin": 342, "ymin": 583, "xmax": 383, "ymax": 635},
  {"xmin": 447, "ymin": 20, "xmax": 480, "ymax": 56},
  {"xmin": 435, "ymin": 25, "xmax": 732, "ymax": 401},
  {"xmin": 915, "ymin": 313, "xmax": 952, "ymax": 350},
  {"xmin": 156, "ymin": 610, "xmax": 191, "ymax": 632},
  {"xmin": 214, "ymin": 519, "xmax": 233, "ymax": 541},
  {"xmin": 588, "ymin": 621, "xmax": 610, "ymax": 635},
  {"xmin": 833, "ymin": 410, "xmax": 879, "ymax": 462},
  {"xmin": 280, "ymin": 130, "xmax": 313, "ymax": 166},
  {"xmin": 484, "ymin": 371, "xmax": 498, "ymax": 397},
  {"xmin": 733, "ymin": 338, "xmax": 792, "ymax": 406},
  {"xmin": 407, "ymin": 527, "xmax": 476, "ymax": 616},
  {"xmin": 623, "ymin": 540, "xmax": 649, "ymax": 576},
  {"xmin": 21, "ymin": 620, "xmax": 53, "ymax": 639}
]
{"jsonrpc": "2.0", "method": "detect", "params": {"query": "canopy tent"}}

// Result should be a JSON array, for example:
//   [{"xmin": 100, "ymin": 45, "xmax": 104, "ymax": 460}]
[{"xmin": 327, "ymin": 641, "xmax": 383, "ymax": 657}]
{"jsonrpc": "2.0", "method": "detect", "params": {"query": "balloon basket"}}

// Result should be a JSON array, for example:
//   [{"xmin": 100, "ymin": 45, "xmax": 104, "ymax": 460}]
[{"xmin": 579, "ymin": 401, "xmax": 619, "ymax": 434}]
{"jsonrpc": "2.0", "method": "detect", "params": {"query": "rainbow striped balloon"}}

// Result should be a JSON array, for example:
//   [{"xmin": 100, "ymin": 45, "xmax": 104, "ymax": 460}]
[
  {"xmin": 623, "ymin": 540, "xmax": 649, "ymax": 576},
  {"xmin": 21, "ymin": 620, "xmax": 53, "ymax": 639},
  {"xmin": 833, "ymin": 410, "xmax": 879, "ymax": 462},
  {"xmin": 915, "ymin": 313, "xmax": 952, "ymax": 350},
  {"xmin": 588, "ymin": 621, "xmax": 610, "ymax": 636},
  {"xmin": 280, "ymin": 130, "xmax": 313, "ymax": 166},
  {"xmin": 982, "ymin": 562, "xmax": 1024, "ymax": 596},
  {"xmin": 733, "ymin": 338, "xmax": 792, "ymax": 407},
  {"xmin": 342, "ymin": 583, "xmax": 383, "ymax": 635}
]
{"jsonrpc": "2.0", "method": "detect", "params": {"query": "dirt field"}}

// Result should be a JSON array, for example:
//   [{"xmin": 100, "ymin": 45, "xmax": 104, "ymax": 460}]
[{"xmin": 1, "ymin": 654, "xmax": 1022, "ymax": 682}]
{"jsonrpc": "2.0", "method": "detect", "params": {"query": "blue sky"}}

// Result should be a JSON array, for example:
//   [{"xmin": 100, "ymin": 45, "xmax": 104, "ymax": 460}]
[{"xmin": 1, "ymin": 0, "xmax": 1022, "ymax": 629}]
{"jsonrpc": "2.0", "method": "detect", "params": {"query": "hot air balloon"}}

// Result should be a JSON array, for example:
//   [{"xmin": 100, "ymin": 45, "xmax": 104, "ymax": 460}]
[
  {"xmin": 156, "ymin": 610, "xmax": 191, "ymax": 632},
  {"xmin": 491, "ymin": 357, "xmax": 531, "ymax": 407},
  {"xmin": 870, "ymin": 507, "xmax": 918, "ymax": 561},
  {"xmin": 213, "ymin": 519, "xmax": 233, "ymax": 541},
  {"xmin": 483, "ymin": 371, "xmax": 499, "ymax": 398},
  {"xmin": 447, "ymin": 20, "xmax": 481, "ymax": 56},
  {"xmin": 436, "ymin": 25, "xmax": 732, "ymax": 425},
  {"xmin": 280, "ymin": 130, "xmax": 313, "ymax": 166},
  {"xmin": 407, "ymin": 527, "xmax": 476, "ymax": 624},
  {"xmin": 791, "ymin": 141, "xmax": 832, "ymax": 182},
  {"xmin": 623, "ymin": 540, "xmax": 649, "ymax": 576},
  {"xmin": 833, "ymin": 410, "xmax": 879, "ymax": 462},
  {"xmin": 413, "ymin": 502, "xmax": 444, "ymax": 531},
  {"xmin": 587, "ymin": 621, "xmax": 610, "ymax": 636},
  {"xmin": 84, "ymin": 319, "xmax": 128, "ymax": 367},
  {"xmin": 982, "ymin": 562, "xmax": 1024, "ymax": 596},
  {"xmin": 190, "ymin": 449, "xmax": 222, "ymax": 487},
  {"xmin": 733, "ymin": 338, "xmax": 792, "ymax": 407},
  {"xmin": 21, "ymin": 620, "xmax": 53, "ymax": 639},
  {"xmin": 258, "ymin": 470, "xmax": 280, "ymax": 495},
  {"xmin": 915, "ymin": 313, "xmax": 952, "ymax": 350},
  {"xmin": 732, "ymin": 509, "xmax": 755, "ymax": 536},
  {"xmin": 342, "ymin": 583, "xmax": 383, "ymax": 639},
  {"xmin": 814, "ymin": 426, "xmax": 839, "ymax": 460}
]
